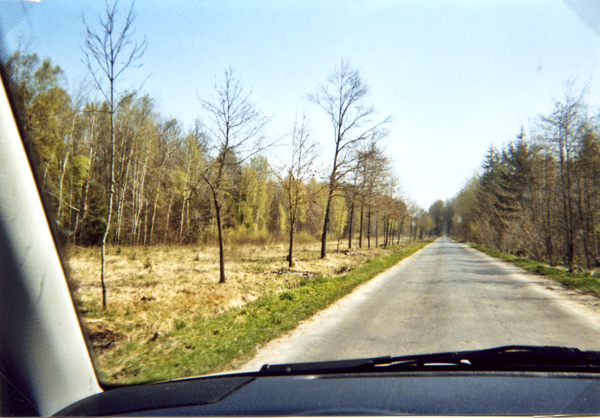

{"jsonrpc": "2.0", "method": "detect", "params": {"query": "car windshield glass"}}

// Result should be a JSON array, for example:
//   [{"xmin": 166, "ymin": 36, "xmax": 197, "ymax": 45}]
[{"xmin": 1, "ymin": 0, "xmax": 600, "ymax": 386}]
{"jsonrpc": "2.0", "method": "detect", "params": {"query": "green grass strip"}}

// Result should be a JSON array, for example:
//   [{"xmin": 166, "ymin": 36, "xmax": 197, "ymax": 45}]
[
  {"xmin": 99, "ymin": 241, "xmax": 430, "ymax": 385},
  {"xmin": 468, "ymin": 242, "xmax": 600, "ymax": 298}
]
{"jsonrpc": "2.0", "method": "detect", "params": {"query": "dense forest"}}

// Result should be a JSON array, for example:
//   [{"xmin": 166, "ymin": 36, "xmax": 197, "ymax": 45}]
[{"xmin": 434, "ymin": 83, "xmax": 600, "ymax": 271}]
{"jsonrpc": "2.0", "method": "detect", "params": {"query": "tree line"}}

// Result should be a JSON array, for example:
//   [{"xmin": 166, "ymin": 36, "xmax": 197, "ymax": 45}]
[
  {"xmin": 443, "ymin": 82, "xmax": 600, "ymax": 271},
  {"xmin": 2, "ymin": 2, "xmax": 428, "ymax": 303}
]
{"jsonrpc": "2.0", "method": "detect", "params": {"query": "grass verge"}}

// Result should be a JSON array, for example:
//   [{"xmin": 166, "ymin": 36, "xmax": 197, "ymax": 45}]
[
  {"xmin": 97, "ymin": 241, "xmax": 430, "ymax": 385},
  {"xmin": 468, "ymin": 242, "xmax": 600, "ymax": 297}
]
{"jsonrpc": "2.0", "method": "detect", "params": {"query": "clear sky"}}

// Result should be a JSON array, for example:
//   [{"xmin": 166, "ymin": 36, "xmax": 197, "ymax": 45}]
[{"xmin": 2, "ymin": 0, "xmax": 600, "ymax": 210}]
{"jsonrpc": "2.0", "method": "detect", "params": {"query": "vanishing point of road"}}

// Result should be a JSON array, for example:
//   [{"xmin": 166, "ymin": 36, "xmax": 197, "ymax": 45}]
[{"xmin": 240, "ymin": 237, "xmax": 600, "ymax": 370}]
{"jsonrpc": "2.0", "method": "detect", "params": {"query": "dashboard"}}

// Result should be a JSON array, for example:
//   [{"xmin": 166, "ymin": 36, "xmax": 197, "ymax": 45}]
[{"xmin": 57, "ymin": 371, "xmax": 600, "ymax": 416}]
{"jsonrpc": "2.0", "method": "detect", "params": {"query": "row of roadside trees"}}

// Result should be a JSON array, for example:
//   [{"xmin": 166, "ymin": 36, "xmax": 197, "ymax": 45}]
[{"xmin": 2, "ymin": 1, "xmax": 428, "ymax": 306}]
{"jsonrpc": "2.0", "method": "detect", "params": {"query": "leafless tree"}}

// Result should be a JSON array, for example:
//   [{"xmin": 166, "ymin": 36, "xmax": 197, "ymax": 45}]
[
  {"xmin": 82, "ymin": 0, "xmax": 147, "ymax": 308},
  {"xmin": 309, "ymin": 59, "xmax": 391, "ymax": 258},
  {"xmin": 200, "ymin": 68, "xmax": 271, "ymax": 283},
  {"xmin": 358, "ymin": 140, "xmax": 390, "ymax": 248},
  {"xmin": 539, "ymin": 81, "xmax": 588, "ymax": 270},
  {"xmin": 280, "ymin": 114, "xmax": 319, "ymax": 267}
]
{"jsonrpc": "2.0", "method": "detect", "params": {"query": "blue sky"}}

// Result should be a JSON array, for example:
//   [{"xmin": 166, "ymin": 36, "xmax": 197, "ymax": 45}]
[{"xmin": 2, "ymin": 0, "xmax": 600, "ymax": 209}]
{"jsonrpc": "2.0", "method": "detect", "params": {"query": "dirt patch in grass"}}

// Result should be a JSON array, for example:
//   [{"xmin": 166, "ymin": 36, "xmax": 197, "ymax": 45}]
[{"xmin": 85, "ymin": 320, "xmax": 127, "ymax": 350}]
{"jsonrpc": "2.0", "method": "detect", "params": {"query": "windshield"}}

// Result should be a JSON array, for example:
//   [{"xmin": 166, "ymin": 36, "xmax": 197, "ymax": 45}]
[{"xmin": 1, "ymin": 0, "xmax": 600, "ymax": 385}]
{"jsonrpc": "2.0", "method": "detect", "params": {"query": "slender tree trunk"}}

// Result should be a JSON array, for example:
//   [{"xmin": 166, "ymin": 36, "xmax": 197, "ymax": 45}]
[
  {"xmin": 72, "ymin": 213, "xmax": 80, "ymax": 246},
  {"xmin": 214, "ymin": 196, "xmax": 226, "ymax": 283},
  {"xmin": 375, "ymin": 216, "xmax": 379, "ymax": 247},
  {"xmin": 383, "ymin": 217, "xmax": 387, "ymax": 246},
  {"xmin": 143, "ymin": 197, "xmax": 148, "ymax": 246},
  {"xmin": 164, "ymin": 192, "xmax": 174, "ymax": 245},
  {"xmin": 42, "ymin": 163, "xmax": 49, "ymax": 192},
  {"xmin": 288, "ymin": 216, "xmax": 295, "ymax": 268},
  {"xmin": 576, "ymin": 172, "xmax": 592, "ymax": 269},
  {"xmin": 130, "ymin": 154, "xmax": 139, "ymax": 245},
  {"xmin": 543, "ymin": 157, "xmax": 554, "ymax": 265},
  {"xmin": 185, "ymin": 195, "xmax": 191, "ymax": 237},
  {"xmin": 397, "ymin": 219, "xmax": 405, "ymax": 245},
  {"xmin": 348, "ymin": 198, "xmax": 355, "ymax": 249},
  {"xmin": 585, "ymin": 182, "xmax": 600, "ymax": 266},
  {"xmin": 358, "ymin": 205, "xmax": 364, "ymax": 248},
  {"xmin": 179, "ymin": 160, "xmax": 191, "ymax": 244},
  {"xmin": 558, "ymin": 131, "xmax": 575, "ymax": 269},
  {"xmin": 114, "ymin": 146, "xmax": 133, "ymax": 245},
  {"xmin": 79, "ymin": 146, "xmax": 94, "ymax": 244},
  {"xmin": 100, "ymin": 89, "xmax": 116, "ymax": 309},
  {"xmin": 367, "ymin": 208, "xmax": 371, "ymax": 249},
  {"xmin": 149, "ymin": 186, "xmax": 161, "ymax": 244},
  {"xmin": 321, "ymin": 187, "xmax": 335, "ymax": 258},
  {"xmin": 336, "ymin": 207, "xmax": 343, "ymax": 253},
  {"xmin": 179, "ymin": 198, "xmax": 186, "ymax": 245},
  {"xmin": 132, "ymin": 154, "xmax": 148, "ymax": 245},
  {"xmin": 57, "ymin": 151, "xmax": 70, "ymax": 221},
  {"xmin": 149, "ymin": 150, "xmax": 171, "ymax": 244}
]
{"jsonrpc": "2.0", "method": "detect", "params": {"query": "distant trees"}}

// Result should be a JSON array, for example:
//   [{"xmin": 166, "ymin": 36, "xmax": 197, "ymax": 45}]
[
  {"xmin": 428, "ymin": 200, "xmax": 445, "ymax": 236},
  {"xmin": 426, "ymin": 199, "xmax": 452, "ymax": 237},
  {"xmin": 448, "ymin": 83, "xmax": 600, "ymax": 270}
]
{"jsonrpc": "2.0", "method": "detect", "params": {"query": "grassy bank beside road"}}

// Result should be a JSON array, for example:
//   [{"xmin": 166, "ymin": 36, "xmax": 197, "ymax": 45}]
[
  {"xmin": 82, "ymin": 241, "xmax": 430, "ymax": 384},
  {"xmin": 469, "ymin": 243, "xmax": 600, "ymax": 298}
]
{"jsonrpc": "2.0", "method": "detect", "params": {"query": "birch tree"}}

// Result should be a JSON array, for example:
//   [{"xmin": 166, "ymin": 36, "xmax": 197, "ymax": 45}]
[{"xmin": 82, "ymin": 0, "xmax": 147, "ymax": 308}]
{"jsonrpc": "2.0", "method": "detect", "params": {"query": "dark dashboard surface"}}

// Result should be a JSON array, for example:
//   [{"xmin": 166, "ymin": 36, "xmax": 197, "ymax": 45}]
[{"xmin": 57, "ymin": 371, "xmax": 600, "ymax": 416}]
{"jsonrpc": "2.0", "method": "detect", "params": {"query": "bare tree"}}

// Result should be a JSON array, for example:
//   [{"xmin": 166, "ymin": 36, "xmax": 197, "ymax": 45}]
[
  {"xmin": 358, "ymin": 140, "xmax": 389, "ymax": 248},
  {"xmin": 309, "ymin": 59, "xmax": 391, "ymax": 258},
  {"xmin": 539, "ymin": 81, "xmax": 588, "ymax": 270},
  {"xmin": 200, "ymin": 68, "xmax": 270, "ymax": 283},
  {"xmin": 346, "ymin": 152, "xmax": 363, "ymax": 250},
  {"xmin": 280, "ymin": 114, "xmax": 319, "ymax": 268},
  {"xmin": 82, "ymin": 0, "xmax": 147, "ymax": 308}
]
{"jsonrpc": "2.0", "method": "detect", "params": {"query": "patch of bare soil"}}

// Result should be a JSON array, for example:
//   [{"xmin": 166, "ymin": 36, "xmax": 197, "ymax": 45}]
[
  {"xmin": 539, "ymin": 278, "xmax": 600, "ymax": 312},
  {"xmin": 84, "ymin": 319, "xmax": 126, "ymax": 350}
]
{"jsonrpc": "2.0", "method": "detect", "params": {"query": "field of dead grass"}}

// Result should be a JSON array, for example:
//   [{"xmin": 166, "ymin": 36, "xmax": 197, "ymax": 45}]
[{"xmin": 65, "ymin": 240, "xmax": 400, "ymax": 377}]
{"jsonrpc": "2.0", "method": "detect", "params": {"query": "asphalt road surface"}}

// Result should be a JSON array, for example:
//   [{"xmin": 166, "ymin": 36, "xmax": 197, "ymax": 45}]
[{"xmin": 240, "ymin": 237, "xmax": 600, "ymax": 371}]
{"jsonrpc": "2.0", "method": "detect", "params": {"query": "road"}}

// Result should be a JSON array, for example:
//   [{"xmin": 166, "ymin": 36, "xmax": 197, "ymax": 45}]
[{"xmin": 239, "ymin": 237, "xmax": 600, "ymax": 371}]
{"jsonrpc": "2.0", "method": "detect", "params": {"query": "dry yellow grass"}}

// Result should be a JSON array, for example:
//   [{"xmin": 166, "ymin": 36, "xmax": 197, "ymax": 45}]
[{"xmin": 65, "ymin": 240, "xmax": 397, "ymax": 364}]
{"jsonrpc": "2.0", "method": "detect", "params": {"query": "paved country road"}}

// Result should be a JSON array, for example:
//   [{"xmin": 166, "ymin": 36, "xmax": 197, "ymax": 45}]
[{"xmin": 239, "ymin": 237, "xmax": 600, "ymax": 371}]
